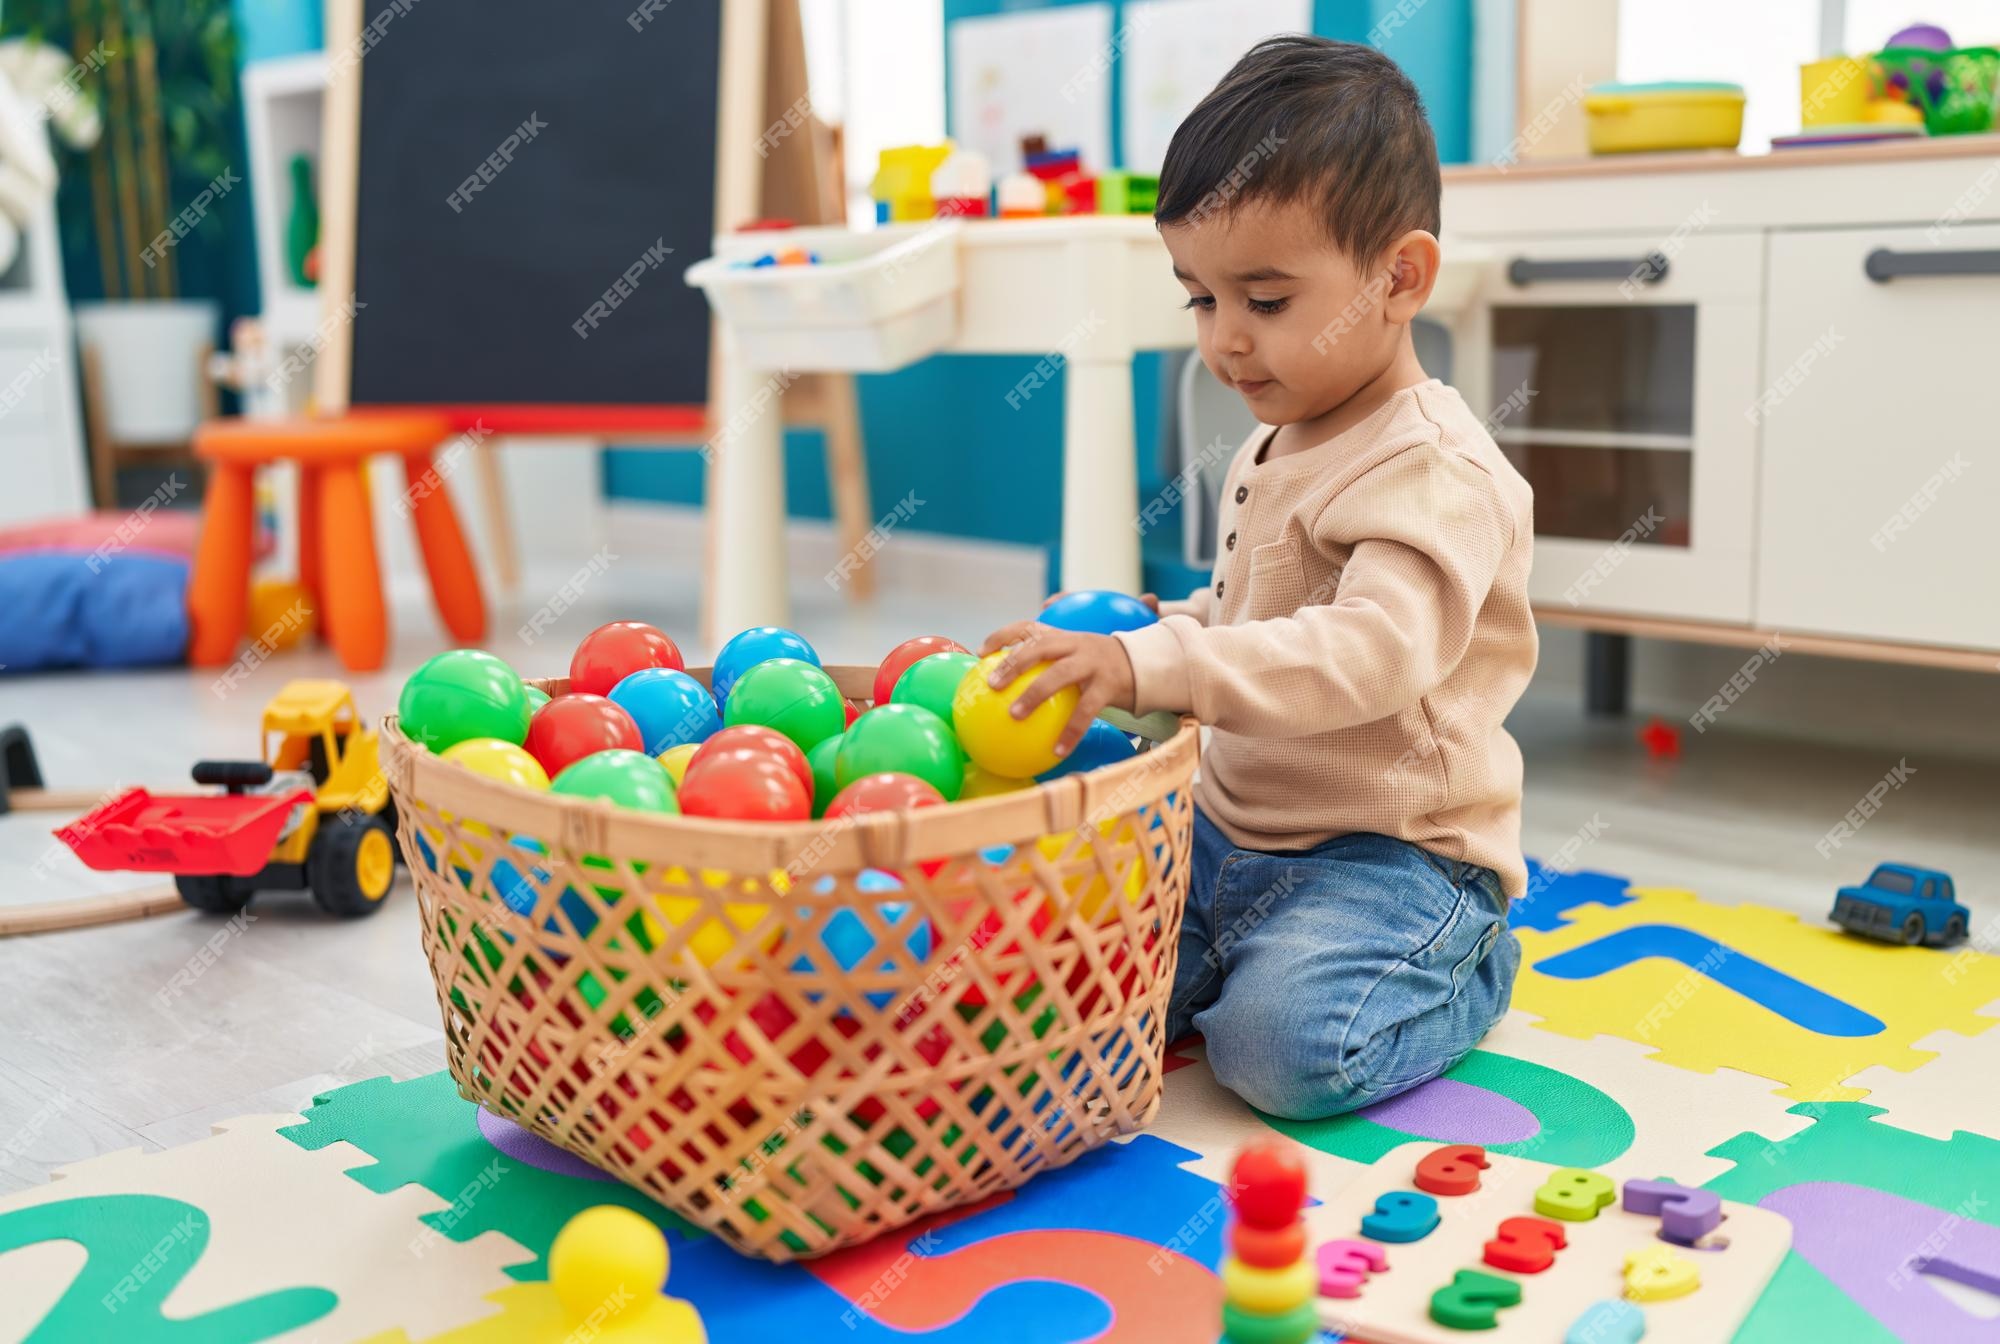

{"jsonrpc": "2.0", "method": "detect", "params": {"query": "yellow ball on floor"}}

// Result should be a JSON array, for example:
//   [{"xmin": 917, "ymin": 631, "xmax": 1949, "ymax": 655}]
[
  {"xmin": 952, "ymin": 651, "xmax": 1078, "ymax": 780},
  {"xmin": 549, "ymin": 1206, "xmax": 667, "ymax": 1320}
]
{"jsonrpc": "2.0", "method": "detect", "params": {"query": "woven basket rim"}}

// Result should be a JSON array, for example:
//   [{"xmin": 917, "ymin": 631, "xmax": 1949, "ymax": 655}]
[{"xmin": 382, "ymin": 664, "xmax": 1198, "ymax": 873}]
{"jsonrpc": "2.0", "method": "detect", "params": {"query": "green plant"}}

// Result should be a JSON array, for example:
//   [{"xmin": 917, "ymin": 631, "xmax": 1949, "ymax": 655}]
[{"xmin": 3, "ymin": 0, "xmax": 237, "ymax": 299}]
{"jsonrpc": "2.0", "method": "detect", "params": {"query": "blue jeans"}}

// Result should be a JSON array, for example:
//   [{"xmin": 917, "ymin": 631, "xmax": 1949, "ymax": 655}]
[{"xmin": 1167, "ymin": 807, "xmax": 1521, "ymax": 1120}]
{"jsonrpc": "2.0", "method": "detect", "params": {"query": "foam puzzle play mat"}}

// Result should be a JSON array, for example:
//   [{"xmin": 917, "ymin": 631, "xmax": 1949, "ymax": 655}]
[{"xmin": 5, "ymin": 861, "xmax": 1999, "ymax": 1343}]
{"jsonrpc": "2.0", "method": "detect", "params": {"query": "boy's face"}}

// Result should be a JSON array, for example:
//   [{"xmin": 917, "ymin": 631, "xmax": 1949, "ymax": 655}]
[{"xmin": 1162, "ymin": 197, "xmax": 1397, "ymax": 427}]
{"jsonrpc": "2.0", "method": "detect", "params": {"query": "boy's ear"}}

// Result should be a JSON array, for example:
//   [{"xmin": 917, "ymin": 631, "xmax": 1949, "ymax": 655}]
[{"xmin": 1380, "ymin": 230, "xmax": 1442, "ymax": 323}]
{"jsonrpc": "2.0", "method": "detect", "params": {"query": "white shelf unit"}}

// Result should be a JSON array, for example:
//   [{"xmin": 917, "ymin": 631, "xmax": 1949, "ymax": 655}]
[
  {"xmin": 242, "ymin": 52, "xmax": 329, "ymax": 355},
  {"xmin": 0, "ymin": 197, "xmax": 88, "ymax": 523}
]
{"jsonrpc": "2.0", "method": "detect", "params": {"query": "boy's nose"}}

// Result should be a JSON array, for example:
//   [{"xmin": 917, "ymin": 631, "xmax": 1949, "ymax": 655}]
[{"xmin": 1212, "ymin": 312, "xmax": 1253, "ymax": 357}]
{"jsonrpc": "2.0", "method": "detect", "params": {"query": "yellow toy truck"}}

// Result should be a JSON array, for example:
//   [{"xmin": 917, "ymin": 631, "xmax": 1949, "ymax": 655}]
[{"xmin": 57, "ymin": 680, "xmax": 403, "ymax": 918}]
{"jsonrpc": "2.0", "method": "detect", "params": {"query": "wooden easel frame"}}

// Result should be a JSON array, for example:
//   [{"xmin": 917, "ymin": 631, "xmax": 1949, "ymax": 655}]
[{"xmin": 311, "ymin": 0, "xmax": 873, "ymax": 616}]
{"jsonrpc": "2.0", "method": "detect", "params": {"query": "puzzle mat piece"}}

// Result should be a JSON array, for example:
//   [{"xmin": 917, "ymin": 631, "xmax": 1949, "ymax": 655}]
[
  {"xmin": 1510, "ymin": 859, "xmax": 1636, "ymax": 932},
  {"xmin": 0, "ymin": 1114, "xmax": 525, "ymax": 1344},
  {"xmin": 279, "ymin": 1072, "xmax": 701, "ymax": 1279},
  {"xmin": 288, "ymin": 1070, "xmax": 1226, "ymax": 1341},
  {"xmin": 1147, "ymin": 1037, "xmax": 1369, "ymax": 1196},
  {"xmin": 356, "ymin": 1283, "xmax": 704, "ymax": 1344},
  {"xmin": 1706, "ymin": 1101, "xmax": 2000, "ymax": 1342},
  {"xmin": 1309, "ymin": 1142, "xmax": 1790, "ymax": 1344},
  {"xmin": 1514, "ymin": 886, "xmax": 2000, "ymax": 1101},
  {"xmin": 1843, "ymin": 1004, "xmax": 2000, "ymax": 1140}
]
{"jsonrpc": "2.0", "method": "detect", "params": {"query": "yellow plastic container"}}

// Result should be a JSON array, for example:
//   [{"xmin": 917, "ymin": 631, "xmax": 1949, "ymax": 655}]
[
  {"xmin": 1585, "ymin": 82, "xmax": 1745, "ymax": 154},
  {"xmin": 1801, "ymin": 57, "xmax": 1870, "ymax": 126}
]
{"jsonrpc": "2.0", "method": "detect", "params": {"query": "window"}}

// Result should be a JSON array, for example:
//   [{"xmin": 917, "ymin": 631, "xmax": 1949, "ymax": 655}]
[{"xmin": 1871, "ymin": 868, "xmax": 1915, "ymax": 895}]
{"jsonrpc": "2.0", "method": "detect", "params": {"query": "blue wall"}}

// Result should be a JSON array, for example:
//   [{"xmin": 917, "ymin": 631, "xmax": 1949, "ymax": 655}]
[{"xmin": 576, "ymin": 1, "xmax": 1471, "ymax": 591}]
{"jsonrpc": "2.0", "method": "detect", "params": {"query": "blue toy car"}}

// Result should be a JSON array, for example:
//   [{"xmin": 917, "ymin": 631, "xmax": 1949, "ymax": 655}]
[{"xmin": 1831, "ymin": 864, "xmax": 1969, "ymax": 946}]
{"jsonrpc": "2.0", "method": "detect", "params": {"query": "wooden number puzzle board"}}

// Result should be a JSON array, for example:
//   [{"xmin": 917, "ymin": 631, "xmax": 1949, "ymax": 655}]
[{"xmin": 1310, "ymin": 1143, "xmax": 1791, "ymax": 1343}]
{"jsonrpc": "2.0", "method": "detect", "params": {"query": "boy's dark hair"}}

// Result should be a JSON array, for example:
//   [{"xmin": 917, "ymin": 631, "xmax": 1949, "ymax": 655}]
[{"xmin": 1154, "ymin": 35, "xmax": 1440, "ymax": 265}]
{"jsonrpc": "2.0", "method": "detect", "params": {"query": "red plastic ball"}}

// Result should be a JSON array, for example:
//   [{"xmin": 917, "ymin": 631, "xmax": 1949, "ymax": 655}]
[
  {"xmin": 679, "ymin": 752, "xmax": 811, "ymax": 821},
  {"xmin": 825, "ymin": 771, "xmax": 946, "ymax": 820},
  {"xmin": 690, "ymin": 724, "xmax": 812, "ymax": 801},
  {"xmin": 523, "ymin": 694, "xmax": 644, "ymax": 777},
  {"xmin": 843, "ymin": 699, "xmax": 862, "ymax": 727},
  {"xmin": 1231, "ymin": 1140, "xmax": 1308, "ymax": 1228},
  {"xmin": 569, "ymin": 621, "xmax": 684, "ymax": 697},
  {"xmin": 873, "ymin": 635, "xmax": 969, "ymax": 708}
]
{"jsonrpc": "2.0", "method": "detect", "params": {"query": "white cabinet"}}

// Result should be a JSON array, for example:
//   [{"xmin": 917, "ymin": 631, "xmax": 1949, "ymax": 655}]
[
  {"xmin": 1470, "ymin": 231, "xmax": 1764, "ymax": 623},
  {"xmin": 1756, "ymin": 224, "xmax": 2000, "ymax": 651}
]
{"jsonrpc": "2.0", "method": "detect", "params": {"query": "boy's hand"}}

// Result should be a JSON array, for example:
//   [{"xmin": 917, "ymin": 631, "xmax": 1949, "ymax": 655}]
[{"xmin": 978, "ymin": 622, "xmax": 1138, "ymax": 758}]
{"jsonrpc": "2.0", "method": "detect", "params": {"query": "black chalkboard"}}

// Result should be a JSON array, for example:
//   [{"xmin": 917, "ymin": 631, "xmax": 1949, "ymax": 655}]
[{"xmin": 348, "ymin": 0, "xmax": 719, "ymax": 407}]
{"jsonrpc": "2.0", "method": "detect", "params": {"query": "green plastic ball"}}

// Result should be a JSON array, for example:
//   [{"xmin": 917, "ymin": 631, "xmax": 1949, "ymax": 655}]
[
  {"xmin": 890, "ymin": 651, "xmax": 979, "ymax": 727},
  {"xmin": 523, "ymin": 685, "xmax": 551, "ymax": 712},
  {"xmin": 550, "ymin": 749, "xmax": 680, "ymax": 814},
  {"xmin": 399, "ymin": 649, "xmax": 532, "ymax": 751},
  {"xmin": 807, "ymin": 732, "xmax": 844, "ymax": 818},
  {"xmin": 835, "ymin": 703, "xmax": 964, "ymax": 801},
  {"xmin": 722, "ymin": 658, "xmax": 844, "ymax": 753}
]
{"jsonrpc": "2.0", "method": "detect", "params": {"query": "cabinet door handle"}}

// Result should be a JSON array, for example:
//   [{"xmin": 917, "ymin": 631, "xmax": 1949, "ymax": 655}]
[
  {"xmin": 1506, "ymin": 252, "xmax": 1668, "ymax": 287},
  {"xmin": 1864, "ymin": 247, "xmax": 2000, "ymax": 282}
]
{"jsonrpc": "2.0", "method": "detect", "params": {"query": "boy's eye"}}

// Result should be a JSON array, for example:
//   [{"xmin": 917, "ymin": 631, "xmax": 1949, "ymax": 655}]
[
  {"xmin": 1248, "ymin": 296, "xmax": 1289, "ymax": 315},
  {"xmin": 1180, "ymin": 294, "xmax": 1215, "ymax": 311}
]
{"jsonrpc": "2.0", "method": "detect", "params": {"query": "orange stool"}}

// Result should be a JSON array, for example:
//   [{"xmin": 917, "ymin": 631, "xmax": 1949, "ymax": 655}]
[{"xmin": 189, "ymin": 412, "xmax": 486, "ymax": 672}]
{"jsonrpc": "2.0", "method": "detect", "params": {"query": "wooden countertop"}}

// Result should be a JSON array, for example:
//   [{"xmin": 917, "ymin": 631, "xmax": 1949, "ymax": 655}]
[{"xmin": 1444, "ymin": 131, "xmax": 2000, "ymax": 184}]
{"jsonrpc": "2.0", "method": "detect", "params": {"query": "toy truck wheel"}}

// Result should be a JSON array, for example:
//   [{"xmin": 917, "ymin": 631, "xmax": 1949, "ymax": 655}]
[
  {"xmin": 1945, "ymin": 915, "xmax": 1968, "ymax": 943},
  {"xmin": 308, "ymin": 813, "xmax": 397, "ymax": 918},
  {"xmin": 1901, "ymin": 913, "xmax": 1925, "ymax": 945},
  {"xmin": 175, "ymin": 874, "xmax": 253, "ymax": 915}
]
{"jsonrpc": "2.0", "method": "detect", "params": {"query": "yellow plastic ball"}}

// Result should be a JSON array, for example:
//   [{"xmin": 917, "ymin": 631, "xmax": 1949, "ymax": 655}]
[
  {"xmin": 952, "ymin": 651, "xmax": 1079, "ymax": 780},
  {"xmin": 442, "ymin": 738, "xmax": 552, "ymax": 792},
  {"xmin": 1036, "ymin": 818, "xmax": 1146, "ymax": 921},
  {"xmin": 550, "ymin": 1206, "xmax": 667, "ymax": 1322},
  {"xmin": 960, "ymin": 765, "xmax": 1034, "ymax": 800},
  {"xmin": 1220, "ymin": 1254, "xmax": 1317, "ymax": 1315},
  {"xmin": 657, "ymin": 742, "xmax": 701, "ymax": 785},
  {"xmin": 248, "ymin": 578, "xmax": 315, "ymax": 652}
]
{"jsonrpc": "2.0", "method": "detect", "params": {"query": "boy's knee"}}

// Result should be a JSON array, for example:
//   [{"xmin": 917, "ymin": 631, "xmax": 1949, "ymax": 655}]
[{"xmin": 1203, "ymin": 1007, "xmax": 1387, "ymax": 1121}]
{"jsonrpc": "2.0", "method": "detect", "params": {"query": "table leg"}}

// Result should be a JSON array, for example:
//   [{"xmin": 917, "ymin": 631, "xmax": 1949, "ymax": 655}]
[
  {"xmin": 1061, "ymin": 354, "xmax": 1142, "ymax": 595},
  {"xmin": 297, "ymin": 463, "xmax": 324, "ymax": 638},
  {"xmin": 318, "ymin": 460, "xmax": 388, "ymax": 671},
  {"xmin": 187, "ymin": 461, "xmax": 256, "ymax": 666},
  {"xmin": 708, "ymin": 340, "xmax": 790, "ymax": 636},
  {"xmin": 402, "ymin": 452, "xmax": 488, "ymax": 644}
]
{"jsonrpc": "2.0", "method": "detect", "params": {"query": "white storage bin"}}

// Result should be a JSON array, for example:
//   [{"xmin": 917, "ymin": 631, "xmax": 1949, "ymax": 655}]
[{"xmin": 684, "ymin": 222, "xmax": 963, "ymax": 372}]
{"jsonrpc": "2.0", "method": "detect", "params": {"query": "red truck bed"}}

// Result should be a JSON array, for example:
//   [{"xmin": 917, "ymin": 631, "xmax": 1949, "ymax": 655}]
[{"xmin": 56, "ymin": 787, "xmax": 314, "ymax": 877}]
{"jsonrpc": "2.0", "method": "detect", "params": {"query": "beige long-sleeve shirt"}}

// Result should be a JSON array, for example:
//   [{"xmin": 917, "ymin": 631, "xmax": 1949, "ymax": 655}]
[{"xmin": 1116, "ymin": 379, "xmax": 1537, "ymax": 898}]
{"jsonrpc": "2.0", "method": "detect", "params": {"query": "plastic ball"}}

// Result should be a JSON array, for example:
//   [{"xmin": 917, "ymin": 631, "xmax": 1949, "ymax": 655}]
[
  {"xmin": 569, "ymin": 621, "xmax": 684, "ymax": 697},
  {"xmin": 492, "ymin": 837, "xmax": 550, "ymax": 916},
  {"xmin": 657, "ymin": 742, "xmax": 701, "ymax": 785},
  {"xmin": 690, "ymin": 724, "xmax": 812, "ymax": 801},
  {"xmin": 890, "ymin": 650, "xmax": 979, "ymax": 727},
  {"xmin": 952, "ymin": 651, "xmax": 1078, "ymax": 779},
  {"xmin": 1036, "ymin": 719, "xmax": 1138, "ymax": 781},
  {"xmin": 806, "ymin": 734, "xmax": 844, "ymax": 818},
  {"xmin": 550, "ymin": 749, "xmax": 679, "ymax": 814},
  {"xmin": 795, "ymin": 871, "xmax": 931, "ymax": 1009},
  {"xmin": 525, "ymin": 694, "xmax": 645, "ymax": 778},
  {"xmin": 722, "ymin": 658, "xmax": 844, "ymax": 753},
  {"xmin": 1038, "ymin": 589, "xmax": 1158, "ymax": 635},
  {"xmin": 960, "ymin": 765, "xmax": 1033, "ymax": 799},
  {"xmin": 835, "ymin": 703, "xmax": 964, "ymax": 800},
  {"xmin": 873, "ymin": 634, "xmax": 969, "ymax": 706},
  {"xmin": 679, "ymin": 752, "xmax": 811, "ymax": 821},
  {"xmin": 713, "ymin": 625, "xmax": 820, "ymax": 705},
  {"xmin": 1231, "ymin": 1140, "xmax": 1309, "ymax": 1227},
  {"xmin": 844, "ymin": 699, "xmax": 862, "ymax": 727},
  {"xmin": 548, "ymin": 1206, "xmax": 668, "ymax": 1321},
  {"xmin": 399, "ymin": 649, "xmax": 532, "ymax": 751},
  {"xmin": 825, "ymin": 771, "xmax": 946, "ymax": 820},
  {"xmin": 248, "ymin": 578, "xmax": 315, "ymax": 651},
  {"xmin": 609, "ymin": 667, "xmax": 722, "ymax": 756},
  {"xmin": 523, "ymin": 685, "xmax": 551, "ymax": 713},
  {"xmin": 441, "ymin": 737, "xmax": 551, "ymax": 792}
]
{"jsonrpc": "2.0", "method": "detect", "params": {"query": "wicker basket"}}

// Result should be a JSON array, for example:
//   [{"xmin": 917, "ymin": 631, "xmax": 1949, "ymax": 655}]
[{"xmin": 382, "ymin": 664, "xmax": 1196, "ymax": 1260}]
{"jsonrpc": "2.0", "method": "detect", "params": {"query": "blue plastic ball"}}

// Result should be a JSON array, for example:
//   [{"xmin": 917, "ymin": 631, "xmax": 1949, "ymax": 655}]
[
  {"xmin": 794, "ymin": 870, "xmax": 931, "ymax": 1008},
  {"xmin": 1038, "ymin": 590, "xmax": 1158, "ymax": 636},
  {"xmin": 712, "ymin": 626, "xmax": 821, "ymax": 706},
  {"xmin": 492, "ymin": 838, "xmax": 549, "ymax": 916},
  {"xmin": 1037, "ymin": 718, "xmax": 1139, "ymax": 781},
  {"xmin": 608, "ymin": 667, "xmax": 722, "ymax": 755}
]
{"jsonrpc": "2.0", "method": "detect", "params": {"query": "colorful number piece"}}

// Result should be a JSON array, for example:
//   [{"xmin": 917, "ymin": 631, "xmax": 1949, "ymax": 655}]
[
  {"xmin": 1534, "ymin": 1168, "xmax": 1617, "ymax": 1222},
  {"xmin": 1623, "ymin": 1246, "xmax": 1700, "ymax": 1301},
  {"xmin": 1361, "ymin": 1190, "xmax": 1440, "ymax": 1243},
  {"xmin": 1565, "ymin": 1298, "xmax": 1646, "ymax": 1343},
  {"xmin": 1622, "ymin": 1178, "xmax": 1724, "ymax": 1244},
  {"xmin": 1482, "ymin": 1214, "xmax": 1569, "ymax": 1273},
  {"xmin": 1414, "ymin": 1143, "xmax": 1490, "ymax": 1196},
  {"xmin": 1316, "ymin": 1238, "xmax": 1389, "ymax": 1298},
  {"xmin": 1430, "ymin": 1268, "xmax": 1524, "ymax": 1330}
]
